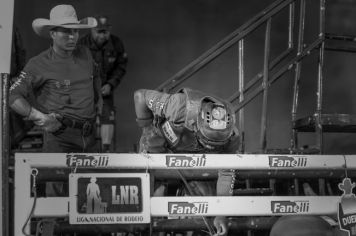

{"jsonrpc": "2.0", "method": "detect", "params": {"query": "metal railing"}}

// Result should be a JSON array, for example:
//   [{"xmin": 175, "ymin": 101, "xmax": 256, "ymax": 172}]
[
  {"xmin": 156, "ymin": 0, "xmax": 326, "ymax": 154},
  {"xmin": 15, "ymin": 153, "xmax": 352, "ymax": 235}
]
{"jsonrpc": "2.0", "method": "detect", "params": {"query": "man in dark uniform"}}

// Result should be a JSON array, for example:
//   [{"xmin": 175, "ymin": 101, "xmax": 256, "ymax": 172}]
[
  {"xmin": 79, "ymin": 15, "xmax": 128, "ymax": 152},
  {"xmin": 134, "ymin": 88, "xmax": 239, "ymax": 236}
]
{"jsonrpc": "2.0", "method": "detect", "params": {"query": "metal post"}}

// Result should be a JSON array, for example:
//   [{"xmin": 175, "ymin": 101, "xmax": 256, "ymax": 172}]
[
  {"xmin": 316, "ymin": 0, "xmax": 325, "ymax": 153},
  {"xmin": 0, "ymin": 74, "xmax": 2, "ymax": 236},
  {"xmin": 260, "ymin": 19, "xmax": 272, "ymax": 153},
  {"xmin": 0, "ymin": 0, "xmax": 15, "ymax": 235},
  {"xmin": 317, "ymin": 0, "xmax": 326, "ymax": 196},
  {"xmin": 291, "ymin": 0, "xmax": 306, "ymax": 151},
  {"xmin": 288, "ymin": 2, "xmax": 295, "ymax": 50},
  {"xmin": 238, "ymin": 39, "xmax": 245, "ymax": 153},
  {"xmin": 1, "ymin": 73, "xmax": 10, "ymax": 236}
]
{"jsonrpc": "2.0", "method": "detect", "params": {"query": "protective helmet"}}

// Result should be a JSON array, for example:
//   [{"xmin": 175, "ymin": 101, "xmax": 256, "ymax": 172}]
[
  {"xmin": 270, "ymin": 216, "xmax": 334, "ymax": 236},
  {"xmin": 196, "ymin": 98, "xmax": 236, "ymax": 149}
]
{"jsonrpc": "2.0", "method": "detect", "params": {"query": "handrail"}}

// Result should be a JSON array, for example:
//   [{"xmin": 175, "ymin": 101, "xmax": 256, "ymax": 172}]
[
  {"xmin": 233, "ymin": 37, "xmax": 323, "ymax": 112},
  {"xmin": 156, "ymin": 0, "xmax": 295, "ymax": 92},
  {"xmin": 228, "ymin": 47, "xmax": 293, "ymax": 104},
  {"xmin": 153, "ymin": 0, "xmax": 331, "ymax": 157}
]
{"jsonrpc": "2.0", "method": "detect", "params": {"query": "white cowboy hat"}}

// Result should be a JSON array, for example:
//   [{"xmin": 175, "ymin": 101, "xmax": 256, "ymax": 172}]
[{"xmin": 32, "ymin": 4, "xmax": 97, "ymax": 38}]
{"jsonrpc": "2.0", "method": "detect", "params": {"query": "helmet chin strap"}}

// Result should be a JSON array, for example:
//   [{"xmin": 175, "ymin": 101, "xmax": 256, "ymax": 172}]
[{"xmin": 196, "ymin": 132, "xmax": 226, "ymax": 150}]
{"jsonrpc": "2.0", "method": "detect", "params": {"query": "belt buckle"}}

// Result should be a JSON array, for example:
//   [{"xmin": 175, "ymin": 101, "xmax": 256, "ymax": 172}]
[{"xmin": 82, "ymin": 121, "xmax": 92, "ymax": 137}]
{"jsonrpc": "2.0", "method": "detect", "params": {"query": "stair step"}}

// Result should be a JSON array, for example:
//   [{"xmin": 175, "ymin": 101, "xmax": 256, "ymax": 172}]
[{"xmin": 294, "ymin": 113, "xmax": 356, "ymax": 132}]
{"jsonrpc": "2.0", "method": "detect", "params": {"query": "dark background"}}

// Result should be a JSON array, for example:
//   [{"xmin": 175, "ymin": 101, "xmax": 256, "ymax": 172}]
[{"xmin": 13, "ymin": 0, "xmax": 356, "ymax": 153}]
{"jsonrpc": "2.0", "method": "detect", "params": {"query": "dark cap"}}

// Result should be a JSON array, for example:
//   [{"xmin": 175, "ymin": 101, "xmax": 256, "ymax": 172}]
[{"xmin": 94, "ymin": 15, "xmax": 112, "ymax": 30}]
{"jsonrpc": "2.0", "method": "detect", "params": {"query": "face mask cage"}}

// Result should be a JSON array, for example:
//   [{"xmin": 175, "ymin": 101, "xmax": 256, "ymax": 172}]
[
  {"xmin": 202, "ymin": 104, "xmax": 232, "ymax": 130},
  {"xmin": 196, "ymin": 100, "xmax": 235, "ymax": 149}
]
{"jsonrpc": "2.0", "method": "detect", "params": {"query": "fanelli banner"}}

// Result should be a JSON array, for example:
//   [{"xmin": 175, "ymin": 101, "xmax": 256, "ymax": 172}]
[
  {"xmin": 268, "ymin": 155, "xmax": 307, "ymax": 168},
  {"xmin": 165, "ymin": 154, "xmax": 206, "ymax": 167}
]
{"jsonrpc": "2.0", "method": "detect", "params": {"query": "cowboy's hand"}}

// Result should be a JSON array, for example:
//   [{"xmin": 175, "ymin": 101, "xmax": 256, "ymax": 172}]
[
  {"xmin": 28, "ymin": 108, "xmax": 62, "ymax": 132},
  {"xmin": 213, "ymin": 216, "xmax": 228, "ymax": 236},
  {"xmin": 101, "ymin": 84, "xmax": 112, "ymax": 97}
]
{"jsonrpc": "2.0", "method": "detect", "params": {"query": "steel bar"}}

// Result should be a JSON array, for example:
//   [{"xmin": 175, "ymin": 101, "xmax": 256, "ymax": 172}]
[
  {"xmin": 238, "ymin": 39, "xmax": 245, "ymax": 153},
  {"xmin": 30, "ymin": 217, "xmax": 278, "ymax": 233},
  {"xmin": 315, "ymin": 0, "xmax": 326, "ymax": 153},
  {"xmin": 325, "ymin": 33, "xmax": 356, "ymax": 41},
  {"xmin": 316, "ymin": 0, "xmax": 326, "ymax": 196},
  {"xmin": 288, "ymin": 2, "xmax": 295, "ymax": 49},
  {"xmin": 325, "ymin": 45, "xmax": 356, "ymax": 53},
  {"xmin": 260, "ymin": 19, "xmax": 272, "ymax": 153},
  {"xmin": 1, "ymin": 73, "xmax": 10, "ymax": 236},
  {"xmin": 32, "ymin": 168, "xmax": 350, "ymax": 181},
  {"xmin": 291, "ymin": 0, "xmax": 306, "ymax": 150},
  {"xmin": 290, "ymin": 0, "xmax": 306, "ymax": 196}
]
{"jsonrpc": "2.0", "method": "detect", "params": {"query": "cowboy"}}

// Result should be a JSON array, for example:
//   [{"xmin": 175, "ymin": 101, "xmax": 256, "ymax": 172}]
[
  {"xmin": 79, "ymin": 15, "xmax": 128, "ymax": 152},
  {"xmin": 134, "ymin": 88, "xmax": 239, "ymax": 236},
  {"xmin": 9, "ymin": 4, "xmax": 103, "ymax": 154}
]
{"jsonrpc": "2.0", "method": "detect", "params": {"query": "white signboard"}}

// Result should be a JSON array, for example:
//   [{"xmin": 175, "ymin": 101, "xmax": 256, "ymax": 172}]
[{"xmin": 69, "ymin": 173, "xmax": 150, "ymax": 224}]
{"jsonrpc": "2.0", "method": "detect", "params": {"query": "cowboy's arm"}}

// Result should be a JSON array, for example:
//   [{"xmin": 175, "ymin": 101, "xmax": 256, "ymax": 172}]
[
  {"xmin": 9, "ymin": 70, "xmax": 61, "ymax": 132},
  {"xmin": 9, "ymin": 70, "xmax": 34, "ymax": 116}
]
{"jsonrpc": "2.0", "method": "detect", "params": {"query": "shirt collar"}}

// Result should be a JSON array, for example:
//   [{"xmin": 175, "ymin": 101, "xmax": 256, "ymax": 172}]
[{"xmin": 49, "ymin": 45, "xmax": 77, "ymax": 63}]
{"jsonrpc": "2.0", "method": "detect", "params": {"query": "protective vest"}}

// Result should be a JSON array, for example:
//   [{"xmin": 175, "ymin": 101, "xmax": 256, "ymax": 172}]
[{"xmin": 160, "ymin": 88, "xmax": 235, "ymax": 152}]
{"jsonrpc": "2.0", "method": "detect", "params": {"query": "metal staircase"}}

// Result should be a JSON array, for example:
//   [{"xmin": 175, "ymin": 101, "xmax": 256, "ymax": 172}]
[
  {"xmin": 154, "ymin": 2, "xmax": 356, "ymax": 234},
  {"xmin": 156, "ymin": 0, "xmax": 356, "ymax": 156}
]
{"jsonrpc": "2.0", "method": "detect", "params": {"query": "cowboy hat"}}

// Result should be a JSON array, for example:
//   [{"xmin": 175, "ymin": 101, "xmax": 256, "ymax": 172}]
[{"xmin": 32, "ymin": 4, "xmax": 97, "ymax": 38}]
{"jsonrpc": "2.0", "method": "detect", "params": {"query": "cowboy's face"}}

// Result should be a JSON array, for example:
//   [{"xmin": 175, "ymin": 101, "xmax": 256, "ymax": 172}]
[
  {"xmin": 50, "ymin": 27, "xmax": 79, "ymax": 51},
  {"xmin": 91, "ymin": 28, "xmax": 110, "ymax": 46}
]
